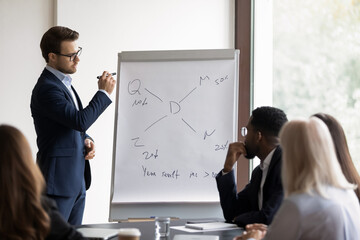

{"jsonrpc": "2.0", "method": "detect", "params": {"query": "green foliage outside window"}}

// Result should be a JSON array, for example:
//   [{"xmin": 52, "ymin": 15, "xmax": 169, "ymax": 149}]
[{"xmin": 273, "ymin": 0, "xmax": 360, "ymax": 172}]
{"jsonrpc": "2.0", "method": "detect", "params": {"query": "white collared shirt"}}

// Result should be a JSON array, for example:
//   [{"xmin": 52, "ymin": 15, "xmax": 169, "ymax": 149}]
[
  {"xmin": 46, "ymin": 65, "xmax": 80, "ymax": 110},
  {"xmin": 258, "ymin": 148, "xmax": 275, "ymax": 210},
  {"xmin": 221, "ymin": 148, "xmax": 276, "ymax": 210},
  {"xmin": 45, "ymin": 65, "xmax": 111, "ymax": 109}
]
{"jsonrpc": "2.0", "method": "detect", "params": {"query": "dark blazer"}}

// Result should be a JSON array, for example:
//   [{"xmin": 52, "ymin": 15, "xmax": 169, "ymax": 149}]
[
  {"xmin": 42, "ymin": 196, "xmax": 88, "ymax": 240},
  {"xmin": 31, "ymin": 68, "xmax": 112, "ymax": 197},
  {"xmin": 216, "ymin": 146, "xmax": 283, "ymax": 227}
]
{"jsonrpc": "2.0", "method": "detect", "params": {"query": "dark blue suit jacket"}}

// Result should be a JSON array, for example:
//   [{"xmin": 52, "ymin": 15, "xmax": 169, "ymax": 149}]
[
  {"xmin": 216, "ymin": 146, "xmax": 284, "ymax": 227},
  {"xmin": 31, "ymin": 68, "xmax": 112, "ymax": 197}
]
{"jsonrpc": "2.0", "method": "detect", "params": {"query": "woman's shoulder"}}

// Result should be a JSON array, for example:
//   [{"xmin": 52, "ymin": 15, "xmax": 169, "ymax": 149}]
[
  {"xmin": 41, "ymin": 195, "xmax": 58, "ymax": 211},
  {"xmin": 286, "ymin": 186, "xmax": 359, "ymax": 214},
  {"xmin": 41, "ymin": 195, "xmax": 87, "ymax": 240}
]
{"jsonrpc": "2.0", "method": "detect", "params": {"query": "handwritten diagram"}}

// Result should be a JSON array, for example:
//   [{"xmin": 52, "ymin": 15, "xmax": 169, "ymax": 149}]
[
  {"xmin": 129, "ymin": 74, "xmax": 229, "ymax": 131},
  {"xmin": 113, "ymin": 53, "xmax": 238, "ymax": 203},
  {"xmin": 125, "ymin": 72, "xmax": 232, "ymax": 181}
]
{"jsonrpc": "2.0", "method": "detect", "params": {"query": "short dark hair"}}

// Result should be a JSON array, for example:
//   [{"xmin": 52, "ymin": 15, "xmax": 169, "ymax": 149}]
[
  {"xmin": 40, "ymin": 26, "xmax": 79, "ymax": 63},
  {"xmin": 251, "ymin": 106, "xmax": 288, "ymax": 137}
]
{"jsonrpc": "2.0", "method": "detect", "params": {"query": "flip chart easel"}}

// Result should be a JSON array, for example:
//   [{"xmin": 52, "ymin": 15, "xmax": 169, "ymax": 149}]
[{"xmin": 110, "ymin": 49, "xmax": 240, "ymax": 221}]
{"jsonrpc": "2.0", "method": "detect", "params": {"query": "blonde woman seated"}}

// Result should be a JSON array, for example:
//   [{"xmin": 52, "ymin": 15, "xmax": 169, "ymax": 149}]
[{"xmin": 235, "ymin": 118, "xmax": 360, "ymax": 240}]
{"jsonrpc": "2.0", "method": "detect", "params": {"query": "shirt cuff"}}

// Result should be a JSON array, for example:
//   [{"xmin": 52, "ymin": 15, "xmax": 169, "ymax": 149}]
[
  {"xmin": 221, "ymin": 169, "xmax": 231, "ymax": 176},
  {"xmin": 98, "ymin": 89, "xmax": 111, "ymax": 99}
]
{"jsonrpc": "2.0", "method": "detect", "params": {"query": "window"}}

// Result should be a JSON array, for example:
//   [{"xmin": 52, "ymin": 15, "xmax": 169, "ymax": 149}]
[{"xmin": 253, "ymin": 0, "xmax": 360, "ymax": 172}]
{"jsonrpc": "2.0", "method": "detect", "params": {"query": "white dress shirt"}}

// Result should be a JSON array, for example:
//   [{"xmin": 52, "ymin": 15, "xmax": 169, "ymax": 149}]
[
  {"xmin": 46, "ymin": 65, "xmax": 80, "ymax": 110},
  {"xmin": 222, "ymin": 148, "xmax": 276, "ymax": 210},
  {"xmin": 45, "ymin": 65, "xmax": 111, "ymax": 109},
  {"xmin": 258, "ymin": 148, "xmax": 275, "ymax": 210}
]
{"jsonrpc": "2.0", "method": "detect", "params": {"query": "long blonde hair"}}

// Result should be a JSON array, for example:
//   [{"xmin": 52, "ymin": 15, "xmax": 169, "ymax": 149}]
[
  {"xmin": 0, "ymin": 125, "xmax": 50, "ymax": 239},
  {"xmin": 279, "ymin": 118, "xmax": 355, "ymax": 197}
]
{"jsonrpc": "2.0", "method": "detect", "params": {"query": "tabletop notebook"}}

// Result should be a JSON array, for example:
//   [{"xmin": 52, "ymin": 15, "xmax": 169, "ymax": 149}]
[
  {"xmin": 77, "ymin": 228, "xmax": 119, "ymax": 240},
  {"xmin": 173, "ymin": 235, "xmax": 219, "ymax": 240},
  {"xmin": 185, "ymin": 222, "xmax": 238, "ymax": 230}
]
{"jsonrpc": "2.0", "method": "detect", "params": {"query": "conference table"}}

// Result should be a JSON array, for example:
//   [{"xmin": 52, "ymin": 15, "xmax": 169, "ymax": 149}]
[{"xmin": 79, "ymin": 219, "xmax": 244, "ymax": 240}]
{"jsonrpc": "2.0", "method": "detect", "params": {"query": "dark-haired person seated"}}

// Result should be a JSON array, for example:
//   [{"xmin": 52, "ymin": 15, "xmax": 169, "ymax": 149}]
[
  {"xmin": 0, "ymin": 125, "xmax": 87, "ymax": 240},
  {"xmin": 236, "ymin": 118, "xmax": 360, "ymax": 240},
  {"xmin": 216, "ymin": 106, "xmax": 288, "ymax": 227}
]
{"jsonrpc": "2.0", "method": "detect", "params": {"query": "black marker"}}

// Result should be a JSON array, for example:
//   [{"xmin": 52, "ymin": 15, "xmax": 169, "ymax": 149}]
[{"xmin": 97, "ymin": 72, "xmax": 116, "ymax": 79}]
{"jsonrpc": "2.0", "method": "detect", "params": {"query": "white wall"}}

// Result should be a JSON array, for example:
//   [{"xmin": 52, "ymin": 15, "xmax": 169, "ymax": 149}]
[
  {"xmin": 0, "ymin": 0, "xmax": 234, "ymax": 224},
  {"xmin": 0, "ymin": 0, "xmax": 54, "ymax": 154}
]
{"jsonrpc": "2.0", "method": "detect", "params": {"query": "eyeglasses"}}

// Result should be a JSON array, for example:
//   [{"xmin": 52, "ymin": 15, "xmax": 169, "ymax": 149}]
[
  {"xmin": 241, "ymin": 127, "xmax": 248, "ymax": 137},
  {"xmin": 54, "ymin": 47, "xmax": 82, "ymax": 61}
]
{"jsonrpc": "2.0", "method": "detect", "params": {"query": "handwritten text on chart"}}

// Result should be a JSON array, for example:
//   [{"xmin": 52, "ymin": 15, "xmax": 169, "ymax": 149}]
[
  {"xmin": 132, "ymin": 134, "xmax": 228, "ymax": 147},
  {"xmin": 126, "ymin": 72, "xmax": 232, "ymax": 183},
  {"xmin": 142, "ymin": 149, "xmax": 159, "ymax": 160},
  {"xmin": 126, "ymin": 74, "xmax": 231, "ymax": 155},
  {"xmin": 215, "ymin": 140, "xmax": 229, "ymax": 151},
  {"xmin": 131, "ymin": 137, "xmax": 229, "ymax": 161},
  {"xmin": 142, "ymin": 165, "xmax": 217, "ymax": 179},
  {"xmin": 128, "ymin": 74, "xmax": 229, "ymax": 109},
  {"xmin": 199, "ymin": 75, "xmax": 229, "ymax": 86}
]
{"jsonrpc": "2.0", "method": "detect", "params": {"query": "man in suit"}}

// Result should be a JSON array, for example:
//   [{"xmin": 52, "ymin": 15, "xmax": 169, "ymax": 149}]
[
  {"xmin": 216, "ymin": 106, "xmax": 288, "ymax": 227},
  {"xmin": 31, "ymin": 26, "xmax": 116, "ymax": 225}
]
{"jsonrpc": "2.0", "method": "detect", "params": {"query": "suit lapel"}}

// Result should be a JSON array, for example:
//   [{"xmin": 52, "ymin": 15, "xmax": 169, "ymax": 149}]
[
  {"xmin": 254, "ymin": 167, "xmax": 263, "ymax": 189},
  {"xmin": 267, "ymin": 146, "xmax": 282, "ymax": 173},
  {"xmin": 42, "ymin": 68, "xmax": 76, "ymax": 106},
  {"xmin": 71, "ymin": 86, "xmax": 83, "ymax": 110},
  {"xmin": 251, "ymin": 167, "xmax": 263, "ymax": 209},
  {"xmin": 262, "ymin": 146, "xmax": 282, "ymax": 190}
]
